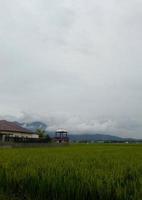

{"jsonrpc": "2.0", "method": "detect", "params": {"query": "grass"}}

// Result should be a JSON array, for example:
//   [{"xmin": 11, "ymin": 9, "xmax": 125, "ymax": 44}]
[{"xmin": 0, "ymin": 144, "xmax": 141, "ymax": 199}]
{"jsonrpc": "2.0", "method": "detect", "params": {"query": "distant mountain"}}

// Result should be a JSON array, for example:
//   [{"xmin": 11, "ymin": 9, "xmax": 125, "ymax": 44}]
[
  {"xmin": 22, "ymin": 121, "xmax": 47, "ymax": 132},
  {"xmin": 21, "ymin": 121, "xmax": 130, "ymax": 141},
  {"xmin": 69, "ymin": 134, "xmax": 126, "ymax": 142}
]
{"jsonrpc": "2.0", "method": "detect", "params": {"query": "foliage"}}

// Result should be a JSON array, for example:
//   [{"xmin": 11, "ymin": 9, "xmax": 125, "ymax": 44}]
[
  {"xmin": 44, "ymin": 134, "xmax": 51, "ymax": 142},
  {"xmin": 0, "ymin": 144, "xmax": 141, "ymax": 199},
  {"xmin": 36, "ymin": 128, "xmax": 46, "ymax": 138}
]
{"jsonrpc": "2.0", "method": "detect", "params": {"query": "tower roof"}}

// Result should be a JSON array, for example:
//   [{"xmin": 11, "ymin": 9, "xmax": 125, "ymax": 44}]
[{"xmin": 56, "ymin": 128, "xmax": 68, "ymax": 133}]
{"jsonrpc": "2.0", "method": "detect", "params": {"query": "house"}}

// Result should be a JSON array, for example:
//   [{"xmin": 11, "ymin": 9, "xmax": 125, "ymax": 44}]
[{"xmin": 0, "ymin": 120, "xmax": 39, "ymax": 141}]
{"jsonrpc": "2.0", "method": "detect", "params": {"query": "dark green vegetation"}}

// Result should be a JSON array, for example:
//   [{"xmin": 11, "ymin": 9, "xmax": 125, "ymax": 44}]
[{"xmin": 0, "ymin": 144, "xmax": 142, "ymax": 200}]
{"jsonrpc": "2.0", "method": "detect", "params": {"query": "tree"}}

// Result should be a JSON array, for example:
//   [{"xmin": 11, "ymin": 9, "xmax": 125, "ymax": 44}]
[
  {"xmin": 45, "ymin": 134, "xmax": 51, "ymax": 142},
  {"xmin": 36, "ymin": 129, "xmax": 51, "ymax": 142},
  {"xmin": 36, "ymin": 128, "xmax": 46, "ymax": 138}
]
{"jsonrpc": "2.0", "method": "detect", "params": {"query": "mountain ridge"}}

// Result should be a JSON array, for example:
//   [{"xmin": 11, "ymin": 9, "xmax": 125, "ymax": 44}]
[{"xmin": 21, "ymin": 121, "xmax": 133, "ymax": 141}]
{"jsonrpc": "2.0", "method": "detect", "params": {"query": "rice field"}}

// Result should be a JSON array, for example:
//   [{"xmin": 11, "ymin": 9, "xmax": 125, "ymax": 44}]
[{"xmin": 0, "ymin": 144, "xmax": 142, "ymax": 200}]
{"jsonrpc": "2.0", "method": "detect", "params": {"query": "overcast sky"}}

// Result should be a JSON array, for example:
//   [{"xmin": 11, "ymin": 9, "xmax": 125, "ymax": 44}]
[{"xmin": 0, "ymin": 0, "xmax": 142, "ymax": 138}]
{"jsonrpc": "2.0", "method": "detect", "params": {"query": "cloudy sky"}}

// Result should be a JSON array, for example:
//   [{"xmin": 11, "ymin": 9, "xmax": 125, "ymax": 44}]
[{"xmin": 0, "ymin": 0, "xmax": 142, "ymax": 138}]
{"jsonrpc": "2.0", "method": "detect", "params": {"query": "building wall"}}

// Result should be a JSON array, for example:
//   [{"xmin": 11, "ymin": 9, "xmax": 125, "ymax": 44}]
[
  {"xmin": 0, "ymin": 131, "xmax": 39, "ymax": 139},
  {"xmin": 31, "ymin": 134, "xmax": 39, "ymax": 139}
]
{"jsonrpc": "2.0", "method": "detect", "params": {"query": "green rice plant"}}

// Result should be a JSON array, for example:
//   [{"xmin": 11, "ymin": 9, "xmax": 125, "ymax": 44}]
[{"xmin": 0, "ymin": 144, "xmax": 141, "ymax": 199}]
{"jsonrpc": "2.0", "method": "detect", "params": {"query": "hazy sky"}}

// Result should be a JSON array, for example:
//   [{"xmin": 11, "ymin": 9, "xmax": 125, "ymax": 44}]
[{"xmin": 0, "ymin": 0, "xmax": 142, "ymax": 138}]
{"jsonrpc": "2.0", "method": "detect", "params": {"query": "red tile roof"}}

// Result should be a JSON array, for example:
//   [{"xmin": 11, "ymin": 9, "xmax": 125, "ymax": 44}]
[{"xmin": 0, "ymin": 120, "xmax": 33, "ymax": 134}]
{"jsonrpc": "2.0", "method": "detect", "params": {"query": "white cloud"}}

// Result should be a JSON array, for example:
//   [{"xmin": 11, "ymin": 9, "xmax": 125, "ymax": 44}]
[{"xmin": 0, "ymin": 0, "xmax": 142, "ymax": 137}]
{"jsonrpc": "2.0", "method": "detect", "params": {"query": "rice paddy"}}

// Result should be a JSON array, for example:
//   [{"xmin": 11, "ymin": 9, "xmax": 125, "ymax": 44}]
[{"xmin": 0, "ymin": 144, "xmax": 142, "ymax": 200}]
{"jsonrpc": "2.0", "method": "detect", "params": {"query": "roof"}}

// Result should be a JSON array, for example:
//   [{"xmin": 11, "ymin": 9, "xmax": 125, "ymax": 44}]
[
  {"xmin": 56, "ymin": 128, "xmax": 68, "ymax": 133},
  {"xmin": 0, "ymin": 120, "xmax": 33, "ymax": 134}
]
